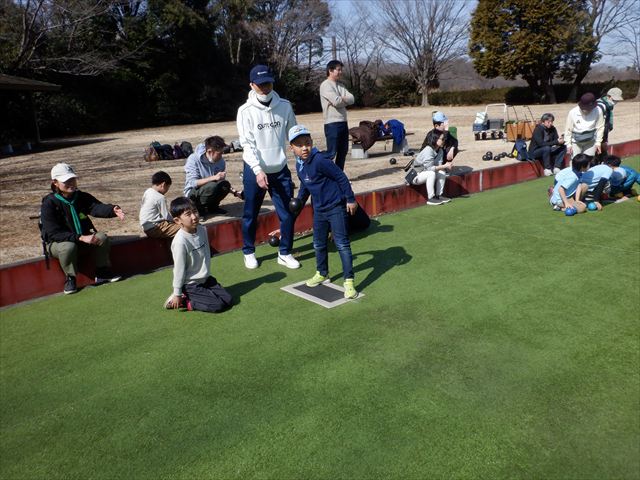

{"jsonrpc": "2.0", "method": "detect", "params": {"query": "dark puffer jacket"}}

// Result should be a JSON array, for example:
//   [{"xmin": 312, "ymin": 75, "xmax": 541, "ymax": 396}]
[{"xmin": 349, "ymin": 121, "xmax": 378, "ymax": 151}]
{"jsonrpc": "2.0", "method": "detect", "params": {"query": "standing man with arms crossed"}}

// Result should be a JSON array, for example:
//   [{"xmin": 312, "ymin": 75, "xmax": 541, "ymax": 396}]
[
  {"xmin": 320, "ymin": 60, "xmax": 355, "ymax": 171},
  {"xmin": 237, "ymin": 64, "xmax": 299, "ymax": 270}
]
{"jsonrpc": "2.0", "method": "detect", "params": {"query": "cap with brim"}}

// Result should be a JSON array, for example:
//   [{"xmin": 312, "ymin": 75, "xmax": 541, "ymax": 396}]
[
  {"xmin": 432, "ymin": 111, "xmax": 447, "ymax": 123},
  {"xmin": 51, "ymin": 163, "xmax": 78, "ymax": 182},
  {"xmin": 250, "ymin": 65, "xmax": 275, "ymax": 85},
  {"xmin": 578, "ymin": 93, "xmax": 596, "ymax": 111},
  {"xmin": 288, "ymin": 125, "xmax": 311, "ymax": 142},
  {"xmin": 607, "ymin": 87, "xmax": 623, "ymax": 101}
]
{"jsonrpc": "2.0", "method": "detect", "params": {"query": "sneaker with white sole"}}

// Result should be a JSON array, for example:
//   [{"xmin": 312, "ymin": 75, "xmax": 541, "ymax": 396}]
[
  {"xmin": 63, "ymin": 275, "xmax": 77, "ymax": 295},
  {"xmin": 306, "ymin": 271, "xmax": 328, "ymax": 287},
  {"xmin": 95, "ymin": 268, "xmax": 122, "ymax": 284},
  {"xmin": 343, "ymin": 279, "xmax": 358, "ymax": 299},
  {"xmin": 243, "ymin": 253, "xmax": 259, "ymax": 269},
  {"xmin": 543, "ymin": 169, "xmax": 553, "ymax": 177},
  {"xmin": 438, "ymin": 195, "xmax": 452, "ymax": 203},
  {"xmin": 277, "ymin": 253, "xmax": 300, "ymax": 269},
  {"xmin": 553, "ymin": 167, "xmax": 561, "ymax": 175},
  {"xmin": 426, "ymin": 197, "xmax": 444, "ymax": 206}
]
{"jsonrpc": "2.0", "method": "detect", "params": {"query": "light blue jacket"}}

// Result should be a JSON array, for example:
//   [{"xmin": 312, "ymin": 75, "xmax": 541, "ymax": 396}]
[{"xmin": 183, "ymin": 143, "xmax": 226, "ymax": 197}]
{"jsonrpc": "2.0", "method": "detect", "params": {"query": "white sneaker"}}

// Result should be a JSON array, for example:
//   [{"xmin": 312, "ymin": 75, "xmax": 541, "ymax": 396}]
[
  {"xmin": 243, "ymin": 253, "xmax": 258, "ymax": 269},
  {"xmin": 277, "ymin": 253, "xmax": 300, "ymax": 269},
  {"xmin": 543, "ymin": 169, "xmax": 553, "ymax": 177},
  {"xmin": 553, "ymin": 167, "xmax": 561, "ymax": 175}
]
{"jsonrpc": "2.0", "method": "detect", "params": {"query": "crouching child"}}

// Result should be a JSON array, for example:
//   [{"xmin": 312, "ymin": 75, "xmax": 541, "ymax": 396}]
[
  {"xmin": 549, "ymin": 153, "xmax": 591, "ymax": 212},
  {"xmin": 289, "ymin": 125, "xmax": 358, "ymax": 299},
  {"xmin": 165, "ymin": 197, "xmax": 232, "ymax": 312}
]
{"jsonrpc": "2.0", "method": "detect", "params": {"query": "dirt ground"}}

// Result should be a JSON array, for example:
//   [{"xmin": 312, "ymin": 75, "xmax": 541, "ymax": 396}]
[{"xmin": 1, "ymin": 101, "xmax": 638, "ymax": 265}]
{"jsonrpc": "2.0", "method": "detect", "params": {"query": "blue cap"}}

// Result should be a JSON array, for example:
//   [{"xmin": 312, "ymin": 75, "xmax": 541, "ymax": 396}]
[
  {"xmin": 288, "ymin": 125, "xmax": 311, "ymax": 142},
  {"xmin": 432, "ymin": 111, "xmax": 448, "ymax": 123},
  {"xmin": 250, "ymin": 65, "xmax": 275, "ymax": 85}
]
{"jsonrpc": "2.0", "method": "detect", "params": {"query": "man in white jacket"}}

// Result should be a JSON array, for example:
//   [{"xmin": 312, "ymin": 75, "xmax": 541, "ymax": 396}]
[
  {"xmin": 319, "ymin": 60, "xmax": 355, "ymax": 170},
  {"xmin": 236, "ymin": 64, "xmax": 299, "ymax": 270}
]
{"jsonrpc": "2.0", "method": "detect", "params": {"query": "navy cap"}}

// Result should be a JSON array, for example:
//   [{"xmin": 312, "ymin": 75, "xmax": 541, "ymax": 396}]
[{"xmin": 250, "ymin": 65, "xmax": 275, "ymax": 85}]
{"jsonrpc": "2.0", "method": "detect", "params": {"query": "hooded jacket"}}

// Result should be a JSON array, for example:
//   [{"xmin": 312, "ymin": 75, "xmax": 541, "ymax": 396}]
[
  {"xmin": 236, "ymin": 90, "xmax": 297, "ymax": 175},
  {"xmin": 183, "ymin": 143, "xmax": 226, "ymax": 197}
]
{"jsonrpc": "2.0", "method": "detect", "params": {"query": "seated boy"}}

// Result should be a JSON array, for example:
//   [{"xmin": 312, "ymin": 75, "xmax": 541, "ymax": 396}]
[
  {"xmin": 140, "ymin": 171, "xmax": 180, "ymax": 238},
  {"xmin": 549, "ymin": 153, "xmax": 591, "ymax": 212},
  {"xmin": 289, "ymin": 125, "xmax": 358, "ymax": 299},
  {"xmin": 576, "ymin": 157, "xmax": 614, "ymax": 210},
  {"xmin": 605, "ymin": 155, "xmax": 639, "ymax": 199},
  {"xmin": 165, "ymin": 197, "xmax": 233, "ymax": 313},
  {"xmin": 184, "ymin": 136, "xmax": 231, "ymax": 216}
]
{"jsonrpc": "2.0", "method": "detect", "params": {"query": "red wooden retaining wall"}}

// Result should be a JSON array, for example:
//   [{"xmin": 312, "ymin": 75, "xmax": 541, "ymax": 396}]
[{"xmin": 2, "ymin": 139, "xmax": 638, "ymax": 307}]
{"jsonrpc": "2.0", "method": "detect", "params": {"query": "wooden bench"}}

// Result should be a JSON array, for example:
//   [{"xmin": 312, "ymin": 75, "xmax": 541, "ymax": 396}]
[{"xmin": 351, "ymin": 132, "xmax": 414, "ymax": 159}]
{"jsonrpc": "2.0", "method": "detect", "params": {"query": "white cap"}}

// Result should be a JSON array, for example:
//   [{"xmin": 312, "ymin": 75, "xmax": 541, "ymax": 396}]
[
  {"xmin": 607, "ymin": 87, "xmax": 623, "ymax": 101},
  {"xmin": 288, "ymin": 125, "xmax": 311, "ymax": 142},
  {"xmin": 51, "ymin": 163, "xmax": 78, "ymax": 182}
]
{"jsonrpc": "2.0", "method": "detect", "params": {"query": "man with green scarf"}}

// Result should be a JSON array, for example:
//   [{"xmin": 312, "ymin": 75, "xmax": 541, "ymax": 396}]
[{"xmin": 40, "ymin": 163, "xmax": 125, "ymax": 294}]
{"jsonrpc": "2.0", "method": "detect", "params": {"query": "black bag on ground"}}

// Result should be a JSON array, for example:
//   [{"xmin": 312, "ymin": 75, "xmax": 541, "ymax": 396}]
[
  {"xmin": 348, "ymin": 203, "xmax": 370, "ymax": 234},
  {"xmin": 180, "ymin": 141, "xmax": 194, "ymax": 157}
]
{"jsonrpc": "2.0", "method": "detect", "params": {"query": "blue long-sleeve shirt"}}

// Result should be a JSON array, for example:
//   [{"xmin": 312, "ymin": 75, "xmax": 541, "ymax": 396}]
[{"xmin": 295, "ymin": 148, "xmax": 355, "ymax": 211}]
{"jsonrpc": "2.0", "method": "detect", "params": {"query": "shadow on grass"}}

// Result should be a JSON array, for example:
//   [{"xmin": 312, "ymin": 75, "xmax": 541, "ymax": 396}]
[
  {"xmin": 347, "ymin": 246, "xmax": 412, "ymax": 291},
  {"xmin": 226, "ymin": 271, "xmax": 287, "ymax": 305}
]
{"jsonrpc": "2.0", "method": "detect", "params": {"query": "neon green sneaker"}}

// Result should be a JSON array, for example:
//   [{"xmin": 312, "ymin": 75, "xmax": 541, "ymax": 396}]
[
  {"xmin": 306, "ymin": 271, "xmax": 328, "ymax": 287},
  {"xmin": 343, "ymin": 279, "xmax": 358, "ymax": 299}
]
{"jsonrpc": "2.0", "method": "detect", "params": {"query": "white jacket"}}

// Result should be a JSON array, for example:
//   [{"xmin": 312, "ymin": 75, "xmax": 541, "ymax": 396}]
[
  {"xmin": 564, "ymin": 105, "xmax": 604, "ymax": 146},
  {"xmin": 236, "ymin": 90, "xmax": 297, "ymax": 175}
]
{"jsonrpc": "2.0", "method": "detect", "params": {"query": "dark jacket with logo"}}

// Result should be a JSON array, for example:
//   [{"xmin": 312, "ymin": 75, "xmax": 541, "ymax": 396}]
[{"xmin": 40, "ymin": 191, "xmax": 116, "ymax": 243}]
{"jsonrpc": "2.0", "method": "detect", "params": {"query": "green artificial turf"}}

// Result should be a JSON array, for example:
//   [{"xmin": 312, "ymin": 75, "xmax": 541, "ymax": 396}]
[{"xmin": 1, "ymin": 158, "xmax": 639, "ymax": 479}]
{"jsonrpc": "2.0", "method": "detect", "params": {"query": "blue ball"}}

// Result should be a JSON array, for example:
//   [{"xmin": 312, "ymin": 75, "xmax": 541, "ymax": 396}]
[
  {"xmin": 587, "ymin": 202, "xmax": 597, "ymax": 211},
  {"xmin": 565, "ymin": 207, "xmax": 577, "ymax": 216}
]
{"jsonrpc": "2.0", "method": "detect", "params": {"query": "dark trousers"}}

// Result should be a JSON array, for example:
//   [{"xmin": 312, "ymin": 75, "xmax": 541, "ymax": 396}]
[
  {"xmin": 324, "ymin": 121, "xmax": 349, "ymax": 171},
  {"xmin": 530, "ymin": 145, "xmax": 567, "ymax": 170},
  {"xmin": 183, "ymin": 276, "xmax": 233, "ymax": 313},
  {"xmin": 585, "ymin": 178, "xmax": 608, "ymax": 203},
  {"xmin": 313, "ymin": 203, "xmax": 354, "ymax": 280},
  {"xmin": 241, "ymin": 162, "xmax": 295, "ymax": 255},
  {"xmin": 190, "ymin": 180, "xmax": 230, "ymax": 213}
]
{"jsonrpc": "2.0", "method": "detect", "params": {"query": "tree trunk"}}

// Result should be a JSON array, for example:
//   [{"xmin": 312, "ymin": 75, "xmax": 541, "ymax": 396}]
[
  {"xmin": 544, "ymin": 83, "xmax": 557, "ymax": 104},
  {"xmin": 421, "ymin": 88, "xmax": 430, "ymax": 107}
]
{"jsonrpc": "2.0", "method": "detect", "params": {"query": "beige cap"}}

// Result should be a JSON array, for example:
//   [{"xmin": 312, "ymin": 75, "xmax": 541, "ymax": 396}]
[{"xmin": 607, "ymin": 87, "xmax": 623, "ymax": 101}]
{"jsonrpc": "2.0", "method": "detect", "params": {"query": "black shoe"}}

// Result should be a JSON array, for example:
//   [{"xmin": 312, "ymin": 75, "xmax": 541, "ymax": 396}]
[
  {"xmin": 63, "ymin": 275, "xmax": 77, "ymax": 295},
  {"xmin": 210, "ymin": 207, "xmax": 227, "ymax": 215},
  {"xmin": 95, "ymin": 268, "xmax": 122, "ymax": 284}
]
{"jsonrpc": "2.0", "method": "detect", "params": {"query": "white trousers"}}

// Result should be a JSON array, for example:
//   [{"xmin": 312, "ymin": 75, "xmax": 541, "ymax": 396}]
[{"xmin": 413, "ymin": 170, "xmax": 446, "ymax": 198}]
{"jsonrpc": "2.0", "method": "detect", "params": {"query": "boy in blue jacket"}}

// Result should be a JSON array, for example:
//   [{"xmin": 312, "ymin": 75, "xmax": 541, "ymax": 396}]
[{"xmin": 289, "ymin": 125, "xmax": 358, "ymax": 299}]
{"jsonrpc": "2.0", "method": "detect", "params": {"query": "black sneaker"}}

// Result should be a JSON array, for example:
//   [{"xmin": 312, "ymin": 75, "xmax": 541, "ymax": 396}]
[
  {"xmin": 210, "ymin": 207, "xmax": 228, "ymax": 215},
  {"xmin": 95, "ymin": 268, "xmax": 122, "ymax": 284},
  {"xmin": 63, "ymin": 275, "xmax": 77, "ymax": 295}
]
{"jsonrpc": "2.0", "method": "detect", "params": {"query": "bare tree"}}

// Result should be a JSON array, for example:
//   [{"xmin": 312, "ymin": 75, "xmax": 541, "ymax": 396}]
[
  {"xmin": 613, "ymin": 20, "xmax": 640, "ymax": 99},
  {"xmin": 332, "ymin": 10, "xmax": 385, "ymax": 105},
  {"xmin": 562, "ymin": 0, "xmax": 639, "ymax": 101},
  {"xmin": 251, "ymin": 0, "xmax": 331, "ymax": 79},
  {"xmin": 376, "ymin": 0, "xmax": 468, "ymax": 106},
  {"xmin": 2, "ymin": 0, "xmax": 149, "ymax": 76}
]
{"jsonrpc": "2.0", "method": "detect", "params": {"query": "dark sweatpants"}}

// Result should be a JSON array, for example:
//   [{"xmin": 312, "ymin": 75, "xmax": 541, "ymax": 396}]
[{"xmin": 183, "ymin": 276, "xmax": 233, "ymax": 313}]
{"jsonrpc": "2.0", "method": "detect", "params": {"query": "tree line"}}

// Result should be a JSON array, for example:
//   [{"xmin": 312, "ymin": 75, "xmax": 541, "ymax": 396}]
[{"xmin": 1, "ymin": 0, "xmax": 638, "ymax": 141}]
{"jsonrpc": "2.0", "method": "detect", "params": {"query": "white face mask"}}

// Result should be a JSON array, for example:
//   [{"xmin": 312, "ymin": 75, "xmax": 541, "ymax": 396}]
[{"xmin": 256, "ymin": 91, "xmax": 273, "ymax": 103}]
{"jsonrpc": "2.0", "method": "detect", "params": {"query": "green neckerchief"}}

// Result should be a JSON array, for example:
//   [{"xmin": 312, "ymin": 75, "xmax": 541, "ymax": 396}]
[{"xmin": 54, "ymin": 192, "xmax": 82, "ymax": 235}]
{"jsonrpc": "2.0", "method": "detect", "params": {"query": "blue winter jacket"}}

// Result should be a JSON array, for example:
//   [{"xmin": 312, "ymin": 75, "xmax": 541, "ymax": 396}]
[{"xmin": 296, "ymin": 148, "xmax": 355, "ymax": 211}]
